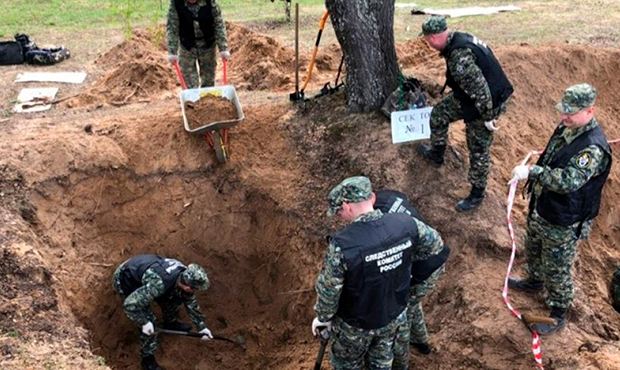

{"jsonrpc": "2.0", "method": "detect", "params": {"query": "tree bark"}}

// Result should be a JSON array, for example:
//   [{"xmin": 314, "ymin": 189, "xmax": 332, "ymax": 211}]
[{"xmin": 325, "ymin": 0, "xmax": 399, "ymax": 112}]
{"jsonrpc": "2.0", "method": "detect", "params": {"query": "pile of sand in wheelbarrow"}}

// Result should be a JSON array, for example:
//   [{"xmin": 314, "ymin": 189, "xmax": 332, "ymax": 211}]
[
  {"xmin": 184, "ymin": 95, "xmax": 238, "ymax": 130},
  {"xmin": 65, "ymin": 31, "xmax": 177, "ymax": 108}
]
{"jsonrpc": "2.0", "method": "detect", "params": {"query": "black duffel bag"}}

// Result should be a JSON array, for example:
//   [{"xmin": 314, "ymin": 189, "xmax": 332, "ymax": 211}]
[{"xmin": 0, "ymin": 41, "xmax": 24, "ymax": 65}]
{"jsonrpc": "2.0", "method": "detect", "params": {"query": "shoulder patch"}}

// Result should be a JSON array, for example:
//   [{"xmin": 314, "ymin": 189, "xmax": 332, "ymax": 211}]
[{"xmin": 576, "ymin": 152, "xmax": 591, "ymax": 168}]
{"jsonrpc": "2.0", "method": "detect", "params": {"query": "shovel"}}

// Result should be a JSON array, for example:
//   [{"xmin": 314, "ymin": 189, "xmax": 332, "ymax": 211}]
[
  {"xmin": 158, "ymin": 328, "xmax": 246, "ymax": 350},
  {"xmin": 313, "ymin": 328, "xmax": 330, "ymax": 370}
]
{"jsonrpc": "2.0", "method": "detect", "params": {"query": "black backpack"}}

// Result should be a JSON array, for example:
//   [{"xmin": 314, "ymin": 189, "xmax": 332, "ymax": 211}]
[{"xmin": 0, "ymin": 40, "xmax": 24, "ymax": 65}]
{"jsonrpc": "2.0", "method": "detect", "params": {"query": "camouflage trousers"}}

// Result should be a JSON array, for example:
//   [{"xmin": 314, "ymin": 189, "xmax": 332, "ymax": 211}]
[
  {"xmin": 178, "ymin": 45, "xmax": 217, "ymax": 88},
  {"xmin": 329, "ymin": 310, "xmax": 406, "ymax": 370},
  {"xmin": 112, "ymin": 266, "xmax": 183, "ymax": 358},
  {"xmin": 524, "ymin": 210, "xmax": 591, "ymax": 310},
  {"xmin": 429, "ymin": 93, "xmax": 505, "ymax": 189},
  {"xmin": 392, "ymin": 266, "xmax": 445, "ymax": 370},
  {"xmin": 611, "ymin": 267, "xmax": 620, "ymax": 313}
]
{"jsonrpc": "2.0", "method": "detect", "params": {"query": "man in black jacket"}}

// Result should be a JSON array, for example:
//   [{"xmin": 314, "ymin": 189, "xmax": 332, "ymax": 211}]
[
  {"xmin": 166, "ymin": 0, "xmax": 230, "ymax": 87},
  {"xmin": 417, "ymin": 16, "xmax": 513, "ymax": 212},
  {"xmin": 509, "ymin": 84, "xmax": 612, "ymax": 335}
]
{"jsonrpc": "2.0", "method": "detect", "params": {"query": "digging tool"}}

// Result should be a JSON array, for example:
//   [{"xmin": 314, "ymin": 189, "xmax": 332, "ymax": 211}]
[
  {"xmin": 158, "ymin": 329, "xmax": 246, "ymax": 350},
  {"xmin": 314, "ymin": 54, "xmax": 344, "ymax": 99},
  {"xmin": 521, "ymin": 313, "xmax": 557, "ymax": 327},
  {"xmin": 289, "ymin": 3, "xmax": 303, "ymax": 101},
  {"xmin": 297, "ymin": 10, "xmax": 330, "ymax": 99},
  {"xmin": 313, "ymin": 328, "xmax": 330, "ymax": 370}
]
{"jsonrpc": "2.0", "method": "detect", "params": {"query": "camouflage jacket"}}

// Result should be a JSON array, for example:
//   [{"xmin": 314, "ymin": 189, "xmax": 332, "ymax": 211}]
[
  {"xmin": 166, "ymin": 0, "xmax": 228, "ymax": 54},
  {"xmin": 123, "ymin": 267, "xmax": 207, "ymax": 330},
  {"xmin": 445, "ymin": 32, "xmax": 494, "ymax": 120},
  {"xmin": 314, "ymin": 209, "xmax": 444, "ymax": 322},
  {"xmin": 529, "ymin": 118, "xmax": 610, "ymax": 196}
]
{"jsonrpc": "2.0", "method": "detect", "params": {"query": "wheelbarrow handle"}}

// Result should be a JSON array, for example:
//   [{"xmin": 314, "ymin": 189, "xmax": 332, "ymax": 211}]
[
  {"xmin": 222, "ymin": 58, "xmax": 228, "ymax": 85},
  {"xmin": 173, "ymin": 60, "xmax": 188, "ymax": 89}
]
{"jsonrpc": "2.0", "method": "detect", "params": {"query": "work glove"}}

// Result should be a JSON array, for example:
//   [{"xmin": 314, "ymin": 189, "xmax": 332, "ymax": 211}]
[
  {"xmin": 141, "ymin": 321, "xmax": 155, "ymax": 336},
  {"xmin": 220, "ymin": 50, "xmax": 231, "ymax": 61},
  {"xmin": 199, "ymin": 327, "xmax": 213, "ymax": 341},
  {"xmin": 510, "ymin": 165, "xmax": 530, "ymax": 183},
  {"xmin": 311, "ymin": 317, "xmax": 331, "ymax": 337},
  {"xmin": 167, "ymin": 54, "xmax": 178, "ymax": 63},
  {"xmin": 484, "ymin": 120, "xmax": 499, "ymax": 132}
]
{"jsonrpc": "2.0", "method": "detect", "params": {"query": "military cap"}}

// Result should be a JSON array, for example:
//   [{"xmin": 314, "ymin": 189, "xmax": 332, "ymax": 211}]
[
  {"xmin": 420, "ymin": 15, "xmax": 448, "ymax": 36},
  {"xmin": 181, "ymin": 264, "xmax": 210, "ymax": 291},
  {"xmin": 327, "ymin": 176, "xmax": 373, "ymax": 216},
  {"xmin": 556, "ymin": 83, "xmax": 597, "ymax": 114}
]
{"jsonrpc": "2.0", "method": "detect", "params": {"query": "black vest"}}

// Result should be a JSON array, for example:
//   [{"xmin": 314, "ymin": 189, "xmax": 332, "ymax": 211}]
[
  {"xmin": 529, "ymin": 124, "xmax": 612, "ymax": 226},
  {"xmin": 441, "ymin": 32, "xmax": 514, "ymax": 122},
  {"xmin": 374, "ymin": 189, "xmax": 424, "ymax": 222},
  {"xmin": 374, "ymin": 190, "xmax": 449, "ymax": 284},
  {"xmin": 119, "ymin": 254, "xmax": 186, "ymax": 300},
  {"xmin": 175, "ymin": 0, "xmax": 216, "ymax": 50},
  {"xmin": 332, "ymin": 213, "xmax": 417, "ymax": 330}
]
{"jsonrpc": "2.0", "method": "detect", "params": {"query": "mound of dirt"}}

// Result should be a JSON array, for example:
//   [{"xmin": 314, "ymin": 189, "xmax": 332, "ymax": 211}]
[
  {"xmin": 227, "ymin": 23, "xmax": 341, "ymax": 91},
  {"xmin": 66, "ymin": 31, "xmax": 176, "ymax": 108},
  {"xmin": 184, "ymin": 95, "xmax": 238, "ymax": 130}
]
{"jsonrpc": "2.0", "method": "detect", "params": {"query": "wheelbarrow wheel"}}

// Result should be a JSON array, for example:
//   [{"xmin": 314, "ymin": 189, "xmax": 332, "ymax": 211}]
[{"xmin": 212, "ymin": 130, "xmax": 228, "ymax": 163}]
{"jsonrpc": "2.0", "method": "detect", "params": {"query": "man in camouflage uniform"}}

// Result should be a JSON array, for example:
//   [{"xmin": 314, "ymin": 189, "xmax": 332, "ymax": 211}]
[
  {"xmin": 312, "ymin": 177, "xmax": 446, "ymax": 369},
  {"xmin": 166, "ymin": 0, "xmax": 230, "ymax": 88},
  {"xmin": 373, "ymin": 189, "xmax": 449, "ymax": 367},
  {"xmin": 509, "ymin": 84, "xmax": 613, "ymax": 335},
  {"xmin": 113, "ymin": 254, "xmax": 213, "ymax": 370},
  {"xmin": 417, "ymin": 16, "xmax": 514, "ymax": 212}
]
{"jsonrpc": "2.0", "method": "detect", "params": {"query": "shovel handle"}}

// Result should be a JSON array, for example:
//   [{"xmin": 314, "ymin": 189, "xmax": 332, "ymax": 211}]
[{"xmin": 158, "ymin": 329, "xmax": 242, "ymax": 346}]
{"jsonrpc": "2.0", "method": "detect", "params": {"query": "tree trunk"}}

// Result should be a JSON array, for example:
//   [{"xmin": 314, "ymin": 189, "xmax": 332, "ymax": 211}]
[{"xmin": 325, "ymin": 0, "xmax": 399, "ymax": 112}]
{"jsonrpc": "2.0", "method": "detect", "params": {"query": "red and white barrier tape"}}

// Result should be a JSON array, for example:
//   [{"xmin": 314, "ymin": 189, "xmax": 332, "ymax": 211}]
[
  {"xmin": 503, "ymin": 137, "xmax": 619, "ymax": 369},
  {"xmin": 504, "ymin": 150, "xmax": 544, "ymax": 369}
]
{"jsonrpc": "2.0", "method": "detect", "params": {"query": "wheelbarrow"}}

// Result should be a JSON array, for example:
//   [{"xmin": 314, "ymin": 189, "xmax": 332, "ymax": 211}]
[{"xmin": 174, "ymin": 59, "xmax": 244, "ymax": 163}]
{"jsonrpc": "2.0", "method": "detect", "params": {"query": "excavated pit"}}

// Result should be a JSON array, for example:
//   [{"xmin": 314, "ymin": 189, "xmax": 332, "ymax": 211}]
[{"xmin": 1, "ymin": 24, "xmax": 620, "ymax": 370}]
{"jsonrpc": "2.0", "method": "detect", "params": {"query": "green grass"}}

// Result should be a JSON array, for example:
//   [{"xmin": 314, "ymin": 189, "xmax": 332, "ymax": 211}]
[{"xmin": 1, "ymin": 1, "xmax": 619, "ymax": 46}]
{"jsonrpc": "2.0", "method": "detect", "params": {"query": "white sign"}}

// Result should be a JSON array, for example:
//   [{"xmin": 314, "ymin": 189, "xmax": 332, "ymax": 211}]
[{"xmin": 391, "ymin": 106, "xmax": 432, "ymax": 144}]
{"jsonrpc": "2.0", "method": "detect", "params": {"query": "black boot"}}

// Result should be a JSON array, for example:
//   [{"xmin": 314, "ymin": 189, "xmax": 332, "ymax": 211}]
[
  {"xmin": 530, "ymin": 308, "xmax": 566, "ymax": 335},
  {"xmin": 508, "ymin": 278, "xmax": 544, "ymax": 293},
  {"xmin": 161, "ymin": 321, "xmax": 192, "ymax": 332},
  {"xmin": 410, "ymin": 341, "xmax": 432, "ymax": 355},
  {"xmin": 455, "ymin": 186, "xmax": 485, "ymax": 212},
  {"xmin": 417, "ymin": 144, "xmax": 445, "ymax": 167},
  {"xmin": 141, "ymin": 355, "xmax": 163, "ymax": 370}
]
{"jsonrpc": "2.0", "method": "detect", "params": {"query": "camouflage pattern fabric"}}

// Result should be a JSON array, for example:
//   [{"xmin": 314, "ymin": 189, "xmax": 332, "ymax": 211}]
[
  {"xmin": 315, "ymin": 210, "xmax": 445, "ymax": 369},
  {"xmin": 420, "ymin": 15, "xmax": 447, "ymax": 35},
  {"xmin": 327, "ymin": 176, "xmax": 373, "ymax": 216},
  {"xmin": 330, "ymin": 311, "xmax": 406, "ymax": 370},
  {"xmin": 525, "ymin": 118, "xmax": 611, "ymax": 310},
  {"xmin": 381, "ymin": 77, "xmax": 427, "ymax": 117},
  {"xmin": 112, "ymin": 264, "xmax": 207, "ymax": 357},
  {"xmin": 428, "ymin": 93, "xmax": 499, "ymax": 189},
  {"xmin": 393, "ymin": 262, "xmax": 445, "ymax": 369},
  {"xmin": 611, "ymin": 267, "xmax": 620, "ymax": 313},
  {"xmin": 556, "ymin": 83, "xmax": 597, "ymax": 114},
  {"xmin": 167, "ymin": 0, "xmax": 228, "ymax": 88}
]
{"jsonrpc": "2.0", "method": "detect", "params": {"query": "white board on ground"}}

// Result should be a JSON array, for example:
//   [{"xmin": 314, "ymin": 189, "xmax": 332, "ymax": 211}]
[
  {"xmin": 391, "ymin": 106, "xmax": 432, "ymax": 144},
  {"xmin": 414, "ymin": 5, "xmax": 520, "ymax": 18},
  {"xmin": 15, "ymin": 71, "xmax": 87, "ymax": 84},
  {"xmin": 13, "ymin": 87, "xmax": 58, "ymax": 113}
]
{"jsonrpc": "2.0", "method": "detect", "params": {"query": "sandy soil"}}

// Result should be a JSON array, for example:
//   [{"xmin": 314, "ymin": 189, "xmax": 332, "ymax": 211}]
[{"xmin": 0, "ymin": 22, "xmax": 619, "ymax": 370}]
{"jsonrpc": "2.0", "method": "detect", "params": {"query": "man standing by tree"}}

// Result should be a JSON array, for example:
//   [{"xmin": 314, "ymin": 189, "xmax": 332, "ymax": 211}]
[
  {"xmin": 509, "ymin": 84, "xmax": 612, "ymax": 335},
  {"xmin": 417, "ymin": 16, "xmax": 513, "ymax": 211},
  {"xmin": 166, "ymin": 0, "xmax": 230, "ymax": 88},
  {"xmin": 312, "ymin": 177, "xmax": 445, "ymax": 369},
  {"xmin": 113, "ymin": 254, "xmax": 213, "ymax": 370}
]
